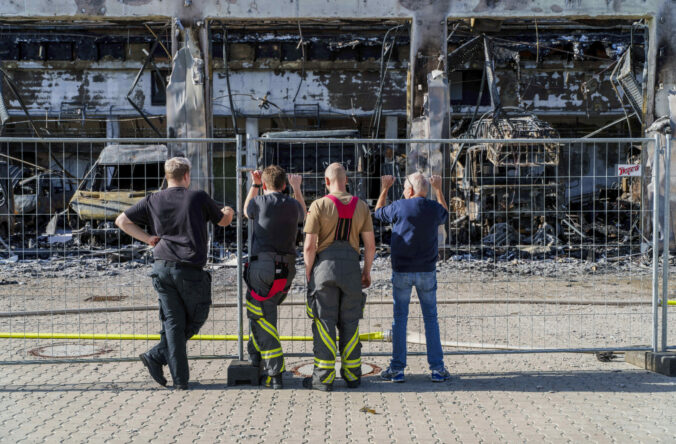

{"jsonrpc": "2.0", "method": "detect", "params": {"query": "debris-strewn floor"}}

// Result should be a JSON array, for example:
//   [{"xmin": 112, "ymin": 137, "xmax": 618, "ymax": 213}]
[{"xmin": 1, "ymin": 354, "xmax": 676, "ymax": 443}]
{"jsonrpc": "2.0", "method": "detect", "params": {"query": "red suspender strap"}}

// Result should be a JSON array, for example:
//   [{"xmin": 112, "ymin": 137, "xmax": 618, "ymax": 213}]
[
  {"xmin": 249, "ymin": 278, "xmax": 288, "ymax": 302},
  {"xmin": 325, "ymin": 194, "xmax": 359, "ymax": 241},
  {"xmin": 325, "ymin": 194, "xmax": 358, "ymax": 219}
]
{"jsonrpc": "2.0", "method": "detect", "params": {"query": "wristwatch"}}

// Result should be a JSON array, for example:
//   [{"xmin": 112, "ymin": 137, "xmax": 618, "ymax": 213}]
[{"xmin": 253, "ymin": 184, "xmax": 262, "ymax": 188}]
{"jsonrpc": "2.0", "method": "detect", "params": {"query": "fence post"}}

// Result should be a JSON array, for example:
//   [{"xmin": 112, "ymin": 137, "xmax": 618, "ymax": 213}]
[
  {"xmin": 662, "ymin": 133, "xmax": 671, "ymax": 352},
  {"xmin": 235, "ymin": 134, "xmax": 244, "ymax": 361},
  {"xmin": 652, "ymin": 134, "xmax": 661, "ymax": 353}
]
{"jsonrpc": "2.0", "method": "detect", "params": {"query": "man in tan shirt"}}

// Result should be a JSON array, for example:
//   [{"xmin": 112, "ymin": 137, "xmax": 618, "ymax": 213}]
[{"xmin": 303, "ymin": 163, "xmax": 376, "ymax": 391}]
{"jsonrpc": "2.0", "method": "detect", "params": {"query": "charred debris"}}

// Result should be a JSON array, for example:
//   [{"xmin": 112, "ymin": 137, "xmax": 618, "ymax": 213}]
[{"xmin": 0, "ymin": 18, "xmax": 650, "ymax": 261}]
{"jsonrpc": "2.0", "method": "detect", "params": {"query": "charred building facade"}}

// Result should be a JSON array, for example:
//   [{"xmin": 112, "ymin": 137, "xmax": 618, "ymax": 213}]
[{"xmin": 0, "ymin": 1, "xmax": 674, "ymax": 252}]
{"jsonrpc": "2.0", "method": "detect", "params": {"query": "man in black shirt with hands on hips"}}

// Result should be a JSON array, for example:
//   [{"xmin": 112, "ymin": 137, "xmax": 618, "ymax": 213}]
[{"xmin": 116, "ymin": 156, "xmax": 234, "ymax": 390}]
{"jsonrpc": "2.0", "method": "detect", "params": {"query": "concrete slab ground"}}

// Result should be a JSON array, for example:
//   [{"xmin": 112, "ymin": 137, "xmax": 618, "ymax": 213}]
[{"xmin": 1, "ymin": 353, "xmax": 676, "ymax": 443}]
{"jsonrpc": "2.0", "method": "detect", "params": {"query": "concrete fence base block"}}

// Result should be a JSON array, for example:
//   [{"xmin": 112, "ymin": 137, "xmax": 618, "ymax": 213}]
[
  {"xmin": 625, "ymin": 351, "xmax": 676, "ymax": 377},
  {"xmin": 226, "ymin": 359, "xmax": 260, "ymax": 386}
]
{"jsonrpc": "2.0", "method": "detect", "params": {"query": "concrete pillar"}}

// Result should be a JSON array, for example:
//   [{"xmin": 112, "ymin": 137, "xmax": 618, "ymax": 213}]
[
  {"xmin": 245, "ymin": 118, "xmax": 259, "ymax": 174},
  {"xmin": 105, "ymin": 117, "xmax": 119, "ymax": 139},
  {"xmin": 166, "ymin": 28, "xmax": 209, "ymax": 191},
  {"xmin": 407, "ymin": 5, "xmax": 449, "ymax": 175},
  {"xmin": 385, "ymin": 116, "xmax": 398, "ymax": 139},
  {"xmin": 408, "ymin": 4, "xmax": 448, "ymax": 131},
  {"xmin": 408, "ymin": 8, "xmax": 449, "ymax": 247},
  {"xmin": 245, "ymin": 117, "xmax": 259, "ymax": 254}
]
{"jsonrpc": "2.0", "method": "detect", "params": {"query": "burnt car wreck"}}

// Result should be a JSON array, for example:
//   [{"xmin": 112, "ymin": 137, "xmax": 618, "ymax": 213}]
[{"xmin": 69, "ymin": 144, "xmax": 168, "ymax": 245}]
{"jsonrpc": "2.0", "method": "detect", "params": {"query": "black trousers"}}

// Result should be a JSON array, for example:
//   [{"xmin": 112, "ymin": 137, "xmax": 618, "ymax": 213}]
[{"xmin": 146, "ymin": 260, "xmax": 212, "ymax": 386}]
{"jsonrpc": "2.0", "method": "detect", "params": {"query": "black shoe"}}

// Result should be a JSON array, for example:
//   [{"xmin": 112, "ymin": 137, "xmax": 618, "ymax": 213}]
[
  {"xmin": 341, "ymin": 370, "xmax": 361, "ymax": 388},
  {"xmin": 346, "ymin": 379, "xmax": 361, "ymax": 389},
  {"xmin": 302, "ymin": 377, "xmax": 332, "ymax": 392},
  {"xmin": 174, "ymin": 384, "xmax": 189, "ymax": 390},
  {"xmin": 261, "ymin": 374, "xmax": 283, "ymax": 389},
  {"xmin": 139, "ymin": 353, "xmax": 167, "ymax": 387}
]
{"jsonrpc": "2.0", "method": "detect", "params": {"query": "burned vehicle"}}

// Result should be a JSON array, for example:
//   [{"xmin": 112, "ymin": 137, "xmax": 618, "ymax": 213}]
[
  {"xmin": 258, "ymin": 130, "xmax": 367, "ymax": 204},
  {"xmin": 446, "ymin": 36, "xmax": 562, "ymax": 245},
  {"xmin": 0, "ymin": 162, "xmax": 75, "ymax": 237},
  {"xmin": 450, "ymin": 111, "xmax": 561, "ymax": 244},
  {"xmin": 69, "ymin": 144, "xmax": 167, "ymax": 244},
  {"xmin": 0, "ymin": 162, "xmax": 20, "ymax": 238},
  {"xmin": 13, "ymin": 172, "xmax": 76, "ymax": 233}
]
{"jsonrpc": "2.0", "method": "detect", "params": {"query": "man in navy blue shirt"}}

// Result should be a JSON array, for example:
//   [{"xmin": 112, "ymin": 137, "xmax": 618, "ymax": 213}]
[{"xmin": 374, "ymin": 172, "xmax": 450, "ymax": 383}]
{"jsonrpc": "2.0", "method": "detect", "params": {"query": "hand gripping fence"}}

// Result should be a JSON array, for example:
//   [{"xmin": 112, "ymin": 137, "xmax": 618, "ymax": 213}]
[{"xmin": 0, "ymin": 136, "xmax": 672, "ymax": 365}]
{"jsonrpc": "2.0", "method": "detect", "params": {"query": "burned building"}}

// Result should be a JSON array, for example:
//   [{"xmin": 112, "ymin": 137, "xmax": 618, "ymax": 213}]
[{"xmin": 0, "ymin": 0, "xmax": 674, "ymax": 254}]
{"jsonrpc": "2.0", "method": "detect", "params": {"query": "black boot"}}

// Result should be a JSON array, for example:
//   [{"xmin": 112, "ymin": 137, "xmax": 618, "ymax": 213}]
[
  {"xmin": 302, "ymin": 377, "xmax": 332, "ymax": 392},
  {"xmin": 261, "ymin": 374, "xmax": 283, "ymax": 389},
  {"xmin": 345, "ymin": 379, "xmax": 361, "ymax": 389},
  {"xmin": 139, "ymin": 353, "xmax": 167, "ymax": 387}
]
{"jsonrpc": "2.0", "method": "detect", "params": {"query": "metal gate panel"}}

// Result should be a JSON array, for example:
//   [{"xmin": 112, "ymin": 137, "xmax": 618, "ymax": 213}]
[
  {"xmin": 246, "ymin": 136, "xmax": 671, "ymax": 358},
  {"xmin": 0, "ymin": 135, "xmax": 671, "ymax": 365},
  {"xmin": 0, "ymin": 137, "xmax": 239, "ymax": 364}
]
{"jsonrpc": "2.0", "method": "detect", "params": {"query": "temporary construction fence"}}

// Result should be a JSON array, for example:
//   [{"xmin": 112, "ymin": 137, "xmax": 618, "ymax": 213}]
[
  {"xmin": 0, "ymin": 137, "xmax": 241, "ymax": 364},
  {"xmin": 0, "ymin": 135, "xmax": 672, "ymax": 365}
]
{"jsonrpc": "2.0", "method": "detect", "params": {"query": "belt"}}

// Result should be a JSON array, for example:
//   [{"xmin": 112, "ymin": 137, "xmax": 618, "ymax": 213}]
[
  {"xmin": 155, "ymin": 259, "xmax": 204, "ymax": 270},
  {"xmin": 249, "ymin": 252, "xmax": 296, "ymax": 264}
]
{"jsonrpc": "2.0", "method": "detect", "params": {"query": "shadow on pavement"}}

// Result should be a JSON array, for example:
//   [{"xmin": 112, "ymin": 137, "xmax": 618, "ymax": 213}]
[
  {"xmin": 358, "ymin": 370, "xmax": 676, "ymax": 393},
  {"xmin": 1, "ymin": 369, "xmax": 675, "ymax": 393}
]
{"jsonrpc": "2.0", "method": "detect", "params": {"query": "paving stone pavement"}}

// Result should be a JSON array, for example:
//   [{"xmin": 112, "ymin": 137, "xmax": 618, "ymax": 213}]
[{"xmin": 1, "ymin": 353, "xmax": 675, "ymax": 443}]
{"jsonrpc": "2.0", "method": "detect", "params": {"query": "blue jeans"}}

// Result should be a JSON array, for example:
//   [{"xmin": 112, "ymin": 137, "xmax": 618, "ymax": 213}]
[{"xmin": 390, "ymin": 271, "xmax": 444, "ymax": 372}]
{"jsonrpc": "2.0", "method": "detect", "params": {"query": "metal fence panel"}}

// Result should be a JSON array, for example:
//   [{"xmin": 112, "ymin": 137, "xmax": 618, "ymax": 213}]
[
  {"xmin": 0, "ymin": 137, "xmax": 240, "ymax": 364},
  {"xmin": 0, "ymin": 136, "xmax": 671, "ymax": 365},
  {"xmin": 245, "ymin": 136, "xmax": 671, "ymax": 358}
]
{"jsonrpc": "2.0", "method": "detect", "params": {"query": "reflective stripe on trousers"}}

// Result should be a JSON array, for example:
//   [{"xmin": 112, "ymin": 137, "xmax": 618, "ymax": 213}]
[
  {"xmin": 307, "ymin": 241, "xmax": 363, "ymax": 386},
  {"xmin": 245, "ymin": 257, "xmax": 295, "ymax": 376}
]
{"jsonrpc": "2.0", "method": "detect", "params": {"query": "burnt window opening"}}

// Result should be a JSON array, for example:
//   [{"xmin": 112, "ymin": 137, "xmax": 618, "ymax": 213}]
[
  {"xmin": 97, "ymin": 42, "xmax": 125, "ymax": 61},
  {"xmin": 151, "ymin": 70, "xmax": 169, "ymax": 106},
  {"xmin": 308, "ymin": 42, "xmax": 331, "ymax": 61},
  {"xmin": 256, "ymin": 42, "xmax": 280, "ymax": 60},
  {"xmin": 450, "ymin": 70, "xmax": 491, "ymax": 106},
  {"xmin": 281, "ymin": 42, "xmax": 303, "ymax": 61},
  {"xmin": 46, "ymin": 42, "xmax": 73, "ymax": 61},
  {"xmin": 19, "ymin": 42, "xmax": 44, "ymax": 60},
  {"xmin": 332, "ymin": 46, "xmax": 359, "ymax": 61},
  {"xmin": 76, "ymin": 39, "xmax": 98, "ymax": 61},
  {"xmin": 92, "ymin": 162, "xmax": 165, "ymax": 192}
]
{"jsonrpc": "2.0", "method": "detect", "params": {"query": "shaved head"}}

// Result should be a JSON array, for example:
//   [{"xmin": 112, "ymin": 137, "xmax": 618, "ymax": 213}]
[
  {"xmin": 324, "ymin": 162, "xmax": 348, "ymax": 192},
  {"xmin": 325, "ymin": 163, "xmax": 346, "ymax": 182}
]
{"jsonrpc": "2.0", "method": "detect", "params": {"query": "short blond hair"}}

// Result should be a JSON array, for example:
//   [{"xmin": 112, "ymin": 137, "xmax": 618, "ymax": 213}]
[{"xmin": 165, "ymin": 157, "xmax": 191, "ymax": 181}]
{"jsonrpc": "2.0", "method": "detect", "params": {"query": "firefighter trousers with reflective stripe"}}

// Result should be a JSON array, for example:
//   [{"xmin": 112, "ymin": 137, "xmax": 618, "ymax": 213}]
[
  {"xmin": 245, "ymin": 257, "xmax": 295, "ymax": 376},
  {"xmin": 147, "ymin": 261, "xmax": 212, "ymax": 386},
  {"xmin": 307, "ymin": 242, "xmax": 364, "ymax": 387}
]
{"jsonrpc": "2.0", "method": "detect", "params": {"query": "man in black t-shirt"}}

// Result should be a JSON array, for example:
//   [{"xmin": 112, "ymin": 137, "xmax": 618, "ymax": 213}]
[
  {"xmin": 115, "ymin": 157, "xmax": 234, "ymax": 390},
  {"xmin": 243, "ymin": 165, "xmax": 305, "ymax": 389}
]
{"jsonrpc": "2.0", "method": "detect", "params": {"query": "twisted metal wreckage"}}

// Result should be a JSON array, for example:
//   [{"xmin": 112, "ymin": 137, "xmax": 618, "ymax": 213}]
[{"xmin": 0, "ymin": 4, "xmax": 671, "ymax": 260}]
